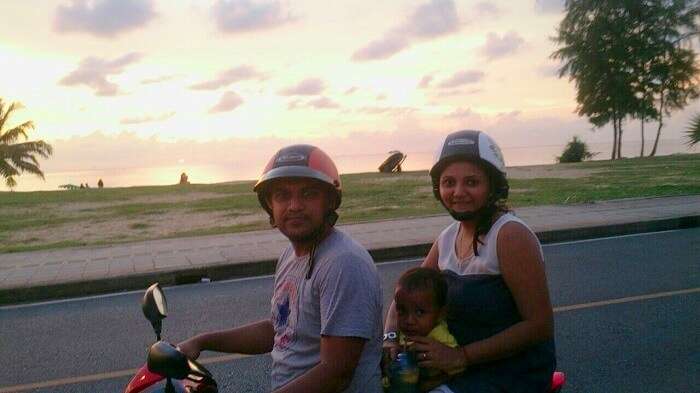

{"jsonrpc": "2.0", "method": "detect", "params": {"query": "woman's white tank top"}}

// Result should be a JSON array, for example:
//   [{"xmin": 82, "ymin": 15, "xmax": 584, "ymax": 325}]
[{"xmin": 436, "ymin": 212, "xmax": 543, "ymax": 276}]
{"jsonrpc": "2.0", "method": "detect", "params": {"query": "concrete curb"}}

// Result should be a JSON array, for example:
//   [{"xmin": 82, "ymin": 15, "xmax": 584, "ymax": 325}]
[{"xmin": 2, "ymin": 215, "xmax": 698, "ymax": 306}]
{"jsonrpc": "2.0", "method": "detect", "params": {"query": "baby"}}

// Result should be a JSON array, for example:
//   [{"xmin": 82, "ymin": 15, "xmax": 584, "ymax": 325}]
[{"xmin": 390, "ymin": 267, "xmax": 461, "ymax": 392}]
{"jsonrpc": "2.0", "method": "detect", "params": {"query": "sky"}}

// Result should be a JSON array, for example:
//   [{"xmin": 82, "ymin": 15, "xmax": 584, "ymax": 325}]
[{"xmin": 1, "ymin": 0, "xmax": 698, "ymax": 191}]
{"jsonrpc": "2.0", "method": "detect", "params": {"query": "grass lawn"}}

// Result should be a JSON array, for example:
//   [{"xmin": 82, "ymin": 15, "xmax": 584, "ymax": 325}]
[{"xmin": 1, "ymin": 153, "xmax": 698, "ymax": 253}]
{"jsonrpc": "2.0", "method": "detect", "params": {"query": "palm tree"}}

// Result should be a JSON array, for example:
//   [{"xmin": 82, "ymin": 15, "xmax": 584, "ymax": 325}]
[
  {"xmin": 686, "ymin": 113, "xmax": 700, "ymax": 147},
  {"xmin": 0, "ymin": 99, "xmax": 53, "ymax": 190}
]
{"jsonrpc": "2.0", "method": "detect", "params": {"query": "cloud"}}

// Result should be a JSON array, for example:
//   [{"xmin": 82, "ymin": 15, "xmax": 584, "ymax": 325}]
[
  {"xmin": 211, "ymin": 0, "xmax": 293, "ymax": 33},
  {"xmin": 376, "ymin": 94, "xmax": 387, "ymax": 101},
  {"xmin": 209, "ymin": 91, "xmax": 244, "ymax": 113},
  {"xmin": 358, "ymin": 106, "xmax": 417, "ymax": 115},
  {"xmin": 352, "ymin": 0, "xmax": 460, "ymax": 61},
  {"xmin": 308, "ymin": 97, "xmax": 340, "ymax": 109},
  {"xmin": 445, "ymin": 107, "xmax": 480, "ymax": 119},
  {"xmin": 535, "ymin": 0, "xmax": 564, "ymax": 14},
  {"xmin": 278, "ymin": 78, "xmax": 326, "ymax": 96},
  {"xmin": 475, "ymin": 2, "xmax": 501, "ymax": 16},
  {"xmin": 434, "ymin": 87, "xmax": 483, "ymax": 98},
  {"xmin": 287, "ymin": 97, "xmax": 340, "ymax": 110},
  {"xmin": 344, "ymin": 87, "xmax": 358, "ymax": 95},
  {"xmin": 54, "ymin": 0, "xmax": 156, "ymax": 38},
  {"xmin": 418, "ymin": 75, "xmax": 433, "ymax": 89},
  {"xmin": 481, "ymin": 31, "xmax": 525, "ymax": 60},
  {"xmin": 59, "ymin": 52, "xmax": 143, "ymax": 96},
  {"xmin": 190, "ymin": 66, "xmax": 265, "ymax": 90},
  {"xmin": 352, "ymin": 34, "xmax": 409, "ymax": 61},
  {"xmin": 120, "ymin": 112, "xmax": 175, "ymax": 125},
  {"xmin": 437, "ymin": 70, "xmax": 485, "ymax": 88},
  {"xmin": 141, "ymin": 75, "xmax": 179, "ymax": 84}
]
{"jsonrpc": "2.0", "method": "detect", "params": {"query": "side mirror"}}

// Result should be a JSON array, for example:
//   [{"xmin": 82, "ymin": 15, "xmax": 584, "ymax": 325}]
[
  {"xmin": 147, "ymin": 341, "xmax": 214, "ymax": 381},
  {"xmin": 142, "ymin": 283, "xmax": 168, "ymax": 340}
]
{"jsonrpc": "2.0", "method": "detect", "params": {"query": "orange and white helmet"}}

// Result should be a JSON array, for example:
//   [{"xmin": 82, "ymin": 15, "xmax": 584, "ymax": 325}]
[{"xmin": 253, "ymin": 144, "xmax": 342, "ymax": 215}]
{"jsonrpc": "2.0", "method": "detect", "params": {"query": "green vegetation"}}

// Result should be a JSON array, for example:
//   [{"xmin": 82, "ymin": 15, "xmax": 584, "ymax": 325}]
[
  {"xmin": 552, "ymin": 1, "xmax": 699, "ymax": 159},
  {"xmin": 0, "ymin": 99, "xmax": 54, "ymax": 189},
  {"xmin": 686, "ymin": 113, "xmax": 700, "ymax": 147},
  {"xmin": 1, "ymin": 154, "xmax": 699, "ymax": 253},
  {"xmin": 557, "ymin": 136, "xmax": 596, "ymax": 163}
]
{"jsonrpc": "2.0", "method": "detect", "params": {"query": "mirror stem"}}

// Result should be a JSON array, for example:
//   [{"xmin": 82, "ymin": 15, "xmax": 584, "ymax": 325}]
[{"xmin": 164, "ymin": 377, "xmax": 176, "ymax": 393}]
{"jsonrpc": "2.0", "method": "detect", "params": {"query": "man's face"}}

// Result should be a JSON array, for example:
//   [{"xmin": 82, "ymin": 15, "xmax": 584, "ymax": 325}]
[
  {"xmin": 395, "ymin": 286, "xmax": 444, "ymax": 337},
  {"xmin": 267, "ymin": 178, "xmax": 331, "ymax": 243}
]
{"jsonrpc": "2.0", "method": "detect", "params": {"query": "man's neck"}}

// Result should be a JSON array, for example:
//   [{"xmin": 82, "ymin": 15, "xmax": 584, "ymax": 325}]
[{"xmin": 291, "ymin": 226, "xmax": 333, "ymax": 257}]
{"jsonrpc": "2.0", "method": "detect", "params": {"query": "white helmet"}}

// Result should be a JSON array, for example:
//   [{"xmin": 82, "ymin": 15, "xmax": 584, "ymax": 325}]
[{"xmin": 430, "ymin": 129, "xmax": 508, "ymax": 202}]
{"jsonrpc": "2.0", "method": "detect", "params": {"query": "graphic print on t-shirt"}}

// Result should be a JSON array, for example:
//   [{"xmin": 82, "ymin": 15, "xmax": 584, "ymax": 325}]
[{"xmin": 272, "ymin": 279, "xmax": 299, "ymax": 351}]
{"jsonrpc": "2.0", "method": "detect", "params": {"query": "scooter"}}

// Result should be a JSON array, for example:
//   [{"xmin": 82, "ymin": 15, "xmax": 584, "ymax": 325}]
[
  {"xmin": 125, "ymin": 283, "xmax": 565, "ymax": 393},
  {"xmin": 124, "ymin": 283, "xmax": 218, "ymax": 393}
]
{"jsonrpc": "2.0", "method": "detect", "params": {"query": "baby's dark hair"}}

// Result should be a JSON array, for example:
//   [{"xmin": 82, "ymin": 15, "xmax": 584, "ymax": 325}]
[{"xmin": 397, "ymin": 267, "xmax": 447, "ymax": 308}]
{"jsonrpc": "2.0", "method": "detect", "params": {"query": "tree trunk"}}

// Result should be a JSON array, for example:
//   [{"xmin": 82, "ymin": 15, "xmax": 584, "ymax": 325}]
[
  {"xmin": 640, "ymin": 118, "xmax": 645, "ymax": 157},
  {"xmin": 617, "ymin": 117, "xmax": 623, "ymax": 159},
  {"xmin": 650, "ymin": 96, "xmax": 665, "ymax": 156},
  {"xmin": 611, "ymin": 114, "xmax": 618, "ymax": 160}
]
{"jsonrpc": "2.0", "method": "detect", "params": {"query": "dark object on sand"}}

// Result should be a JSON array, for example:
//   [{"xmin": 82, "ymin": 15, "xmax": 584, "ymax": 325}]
[
  {"xmin": 59, "ymin": 184, "xmax": 80, "ymax": 190},
  {"xmin": 98, "ymin": 179, "xmax": 104, "ymax": 188},
  {"xmin": 179, "ymin": 172, "xmax": 190, "ymax": 185},
  {"xmin": 378, "ymin": 151, "xmax": 406, "ymax": 173}
]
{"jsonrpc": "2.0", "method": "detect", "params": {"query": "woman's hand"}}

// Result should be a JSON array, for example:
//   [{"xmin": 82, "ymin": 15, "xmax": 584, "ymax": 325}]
[
  {"xmin": 409, "ymin": 336, "xmax": 467, "ymax": 373},
  {"xmin": 177, "ymin": 336, "xmax": 203, "ymax": 360}
]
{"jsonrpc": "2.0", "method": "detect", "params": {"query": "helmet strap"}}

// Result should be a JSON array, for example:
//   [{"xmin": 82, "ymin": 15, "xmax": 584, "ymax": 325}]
[{"xmin": 446, "ymin": 209, "xmax": 479, "ymax": 221}]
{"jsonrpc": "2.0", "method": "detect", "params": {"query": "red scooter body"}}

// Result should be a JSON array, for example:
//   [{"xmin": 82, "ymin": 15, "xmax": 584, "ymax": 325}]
[
  {"xmin": 126, "ymin": 284, "xmax": 218, "ymax": 393},
  {"xmin": 124, "ymin": 364, "xmax": 217, "ymax": 393}
]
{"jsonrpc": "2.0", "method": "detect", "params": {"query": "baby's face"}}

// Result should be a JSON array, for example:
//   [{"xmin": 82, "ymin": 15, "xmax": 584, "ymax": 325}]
[{"xmin": 395, "ymin": 287, "xmax": 443, "ymax": 337}]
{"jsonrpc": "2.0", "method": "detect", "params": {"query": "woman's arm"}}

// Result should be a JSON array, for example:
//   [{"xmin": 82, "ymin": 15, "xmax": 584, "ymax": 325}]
[
  {"xmin": 412, "ymin": 222, "xmax": 554, "ymax": 371},
  {"xmin": 460, "ymin": 221, "xmax": 554, "ymax": 365}
]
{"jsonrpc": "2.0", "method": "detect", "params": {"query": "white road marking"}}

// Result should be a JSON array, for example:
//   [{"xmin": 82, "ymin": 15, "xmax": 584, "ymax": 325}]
[{"xmin": 2, "ymin": 228, "xmax": 682, "ymax": 310}]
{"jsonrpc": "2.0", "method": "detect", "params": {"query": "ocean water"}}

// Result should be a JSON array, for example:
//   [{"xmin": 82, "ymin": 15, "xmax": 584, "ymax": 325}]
[{"xmin": 6, "ymin": 138, "xmax": 697, "ymax": 192}]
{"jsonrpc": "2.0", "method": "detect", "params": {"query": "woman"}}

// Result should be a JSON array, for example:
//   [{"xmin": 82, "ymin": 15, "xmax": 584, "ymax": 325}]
[{"xmin": 383, "ymin": 130, "xmax": 556, "ymax": 392}]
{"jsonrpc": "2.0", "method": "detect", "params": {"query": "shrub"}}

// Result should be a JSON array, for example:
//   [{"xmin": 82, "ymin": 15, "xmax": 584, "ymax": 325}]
[
  {"xmin": 685, "ymin": 113, "xmax": 700, "ymax": 147},
  {"xmin": 557, "ymin": 136, "xmax": 597, "ymax": 163}
]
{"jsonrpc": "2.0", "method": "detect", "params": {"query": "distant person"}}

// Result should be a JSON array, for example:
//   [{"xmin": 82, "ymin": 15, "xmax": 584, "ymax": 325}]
[
  {"xmin": 179, "ymin": 172, "xmax": 189, "ymax": 185},
  {"xmin": 80, "ymin": 183, "xmax": 84, "ymax": 189},
  {"xmin": 384, "ymin": 130, "xmax": 556, "ymax": 392},
  {"xmin": 85, "ymin": 182, "xmax": 90, "ymax": 188},
  {"xmin": 178, "ymin": 145, "xmax": 383, "ymax": 393},
  {"xmin": 98, "ymin": 179, "xmax": 104, "ymax": 188}
]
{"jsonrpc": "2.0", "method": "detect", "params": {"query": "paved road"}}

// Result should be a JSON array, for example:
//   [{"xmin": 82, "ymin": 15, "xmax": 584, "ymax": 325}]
[{"xmin": 1, "ymin": 228, "xmax": 698, "ymax": 393}]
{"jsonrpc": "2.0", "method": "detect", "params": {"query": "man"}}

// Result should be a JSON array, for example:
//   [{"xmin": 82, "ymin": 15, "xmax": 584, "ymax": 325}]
[{"xmin": 179, "ymin": 144, "xmax": 383, "ymax": 393}]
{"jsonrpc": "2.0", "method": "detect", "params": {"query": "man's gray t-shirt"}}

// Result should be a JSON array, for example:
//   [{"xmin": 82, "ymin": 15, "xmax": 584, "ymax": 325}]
[{"xmin": 270, "ymin": 229, "xmax": 383, "ymax": 392}]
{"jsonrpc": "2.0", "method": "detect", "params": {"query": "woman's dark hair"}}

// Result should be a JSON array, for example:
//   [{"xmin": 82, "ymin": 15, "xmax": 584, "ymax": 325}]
[
  {"xmin": 397, "ymin": 267, "xmax": 447, "ymax": 308},
  {"xmin": 472, "ymin": 161, "xmax": 510, "ymax": 256}
]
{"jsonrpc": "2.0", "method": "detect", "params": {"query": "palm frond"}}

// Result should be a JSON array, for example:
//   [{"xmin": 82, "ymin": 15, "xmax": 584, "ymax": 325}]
[
  {"xmin": 5, "ymin": 175, "xmax": 17, "ymax": 189},
  {"xmin": 686, "ymin": 113, "xmax": 700, "ymax": 146},
  {"xmin": 0, "ymin": 160, "xmax": 20, "ymax": 178},
  {"xmin": 0, "ymin": 121, "xmax": 34, "ymax": 144},
  {"xmin": 0, "ymin": 101, "xmax": 23, "ymax": 133},
  {"xmin": 10, "ymin": 159, "xmax": 45, "ymax": 179}
]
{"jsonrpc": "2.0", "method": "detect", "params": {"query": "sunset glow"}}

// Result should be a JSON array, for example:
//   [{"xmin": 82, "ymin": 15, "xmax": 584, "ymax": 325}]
[{"xmin": 1, "ymin": 0, "xmax": 697, "ymax": 191}]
